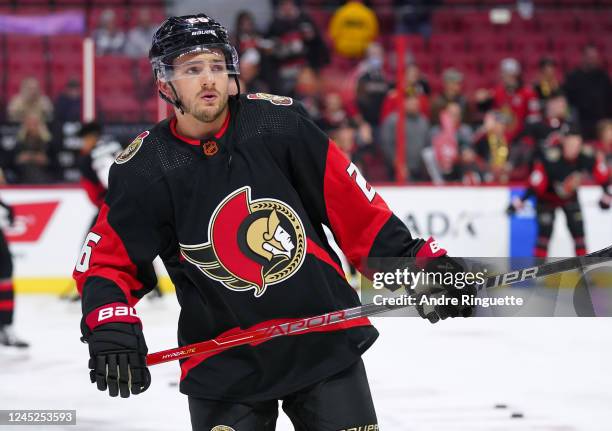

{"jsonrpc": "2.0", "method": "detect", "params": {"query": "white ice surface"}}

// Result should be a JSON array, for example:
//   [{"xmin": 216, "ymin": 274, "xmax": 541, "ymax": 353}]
[{"xmin": 1, "ymin": 295, "xmax": 611, "ymax": 431}]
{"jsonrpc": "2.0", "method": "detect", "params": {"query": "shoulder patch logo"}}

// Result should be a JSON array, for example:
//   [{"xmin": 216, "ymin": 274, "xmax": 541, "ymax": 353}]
[
  {"xmin": 210, "ymin": 426, "xmax": 235, "ymax": 431},
  {"xmin": 180, "ymin": 186, "xmax": 306, "ymax": 298},
  {"xmin": 115, "ymin": 131, "xmax": 149, "ymax": 164},
  {"xmin": 246, "ymin": 92, "xmax": 293, "ymax": 106}
]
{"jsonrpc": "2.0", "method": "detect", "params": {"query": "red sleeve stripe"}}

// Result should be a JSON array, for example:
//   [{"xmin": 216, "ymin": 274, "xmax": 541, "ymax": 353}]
[
  {"xmin": 323, "ymin": 140, "xmax": 393, "ymax": 272},
  {"xmin": 72, "ymin": 203, "xmax": 142, "ymax": 306},
  {"xmin": 307, "ymin": 237, "xmax": 345, "ymax": 279},
  {"xmin": 85, "ymin": 302, "xmax": 141, "ymax": 331},
  {"xmin": 0, "ymin": 300, "xmax": 14, "ymax": 311},
  {"xmin": 593, "ymin": 156, "xmax": 610, "ymax": 185},
  {"xmin": 0, "ymin": 281, "xmax": 12, "ymax": 292},
  {"xmin": 179, "ymin": 316, "xmax": 372, "ymax": 381},
  {"xmin": 80, "ymin": 178, "xmax": 105, "ymax": 208},
  {"xmin": 529, "ymin": 161, "xmax": 548, "ymax": 195}
]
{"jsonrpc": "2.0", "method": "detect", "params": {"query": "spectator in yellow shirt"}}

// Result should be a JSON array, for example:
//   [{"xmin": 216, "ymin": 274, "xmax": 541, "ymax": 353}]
[{"xmin": 329, "ymin": 0, "xmax": 379, "ymax": 59}]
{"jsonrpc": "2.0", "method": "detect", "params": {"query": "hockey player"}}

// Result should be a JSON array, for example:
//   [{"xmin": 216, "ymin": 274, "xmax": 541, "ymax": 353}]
[
  {"xmin": 508, "ymin": 124, "xmax": 611, "ymax": 257},
  {"xmin": 76, "ymin": 122, "xmax": 163, "ymax": 300},
  {"xmin": 73, "ymin": 14, "xmax": 473, "ymax": 430},
  {"xmin": 76, "ymin": 122, "xmax": 122, "ymax": 212},
  {"xmin": 0, "ymin": 189, "xmax": 28, "ymax": 348}
]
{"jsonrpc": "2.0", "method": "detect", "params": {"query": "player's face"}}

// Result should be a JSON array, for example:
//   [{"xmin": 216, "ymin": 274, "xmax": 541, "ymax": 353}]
[
  {"xmin": 562, "ymin": 135, "xmax": 582, "ymax": 160},
  {"xmin": 546, "ymin": 96, "xmax": 567, "ymax": 119},
  {"xmin": 167, "ymin": 51, "xmax": 230, "ymax": 123}
]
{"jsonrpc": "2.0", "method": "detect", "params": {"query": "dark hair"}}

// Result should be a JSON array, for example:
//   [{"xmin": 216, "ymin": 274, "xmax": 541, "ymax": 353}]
[
  {"xmin": 77, "ymin": 122, "xmax": 102, "ymax": 138},
  {"xmin": 538, "ymin": 56, "xmax": 556, "ymax": 69},
  {"xmin": 547, "ymin": 89, "xmax": 565, "ymax": 99},
  {"xmin": 235, "ymin": 10, "xmax": 254, "ymax": 34}
]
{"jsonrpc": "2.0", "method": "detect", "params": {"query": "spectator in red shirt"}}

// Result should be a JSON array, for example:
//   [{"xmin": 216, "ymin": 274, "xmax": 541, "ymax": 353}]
[
  {"xmin": 475, "ymin": 58, "xmax": 540, "ymax": 142},
  {"xmin": 380, "ymin": 62, "xmax": 430, "ymax": 122}
]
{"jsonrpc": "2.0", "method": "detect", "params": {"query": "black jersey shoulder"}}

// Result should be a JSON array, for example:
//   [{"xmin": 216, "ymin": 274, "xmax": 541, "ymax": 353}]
[
  {"xmin": 108, "ymin": 120, "xmax": 196, "ymax": 192},
  {"xmin": 241, "ymin": 93, "xmax": 310, "ymax": 118},
  {"xmin": 576, "ymin": 146, "xmax": 597, "ymax": 170},
  {"xmin": 233, "ymin": 93, "xmax": 313, "ymax": 145},
  {"xmin": 238, "ymin": 93, "xmax": 308, "ymax": 135}
]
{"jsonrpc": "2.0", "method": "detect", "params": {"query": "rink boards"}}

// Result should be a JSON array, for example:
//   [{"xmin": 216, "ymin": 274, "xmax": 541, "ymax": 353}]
[{"xmin": 3, "ymin": 185, "xmax": 611, "ymax": 293}]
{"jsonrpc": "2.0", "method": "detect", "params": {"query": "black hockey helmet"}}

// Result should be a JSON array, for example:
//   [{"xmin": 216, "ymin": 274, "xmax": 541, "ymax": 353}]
[{"xmin": 149, "ymin": 14, "xmax": 240, "ymax": 111}]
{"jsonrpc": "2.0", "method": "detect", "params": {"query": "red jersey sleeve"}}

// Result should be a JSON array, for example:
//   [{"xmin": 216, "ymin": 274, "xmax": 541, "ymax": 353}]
[
  {"xmin": 290, "ymin": 114, "xmax": 426, "ymax": 273},
  {"xmin": 73, "ymin": 162, "xmax": 164, "ymax": 314},
  {"xmin": 528, "ymin": 160, "xmax": 549, "ymax": 196},
  {"xmin": 593, "ymin": 152, "xmax": 611, "ymax": 185}
]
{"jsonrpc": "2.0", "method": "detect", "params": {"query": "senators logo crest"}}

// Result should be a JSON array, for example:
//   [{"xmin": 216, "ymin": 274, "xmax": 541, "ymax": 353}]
[
  {"xmin": 116, "ymin": 131, "xmax": 148, "ymax": 164},
  {"xmin": 180, "ymin": 187, "xmax": 306, "ymax": 297},
  {"xmin": 246, "ymin": 92, "xmax": 293, "ymax": 106}
]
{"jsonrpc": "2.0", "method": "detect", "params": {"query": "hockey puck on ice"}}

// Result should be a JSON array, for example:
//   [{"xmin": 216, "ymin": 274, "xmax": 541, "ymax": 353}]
[
  {"xmin": 494, "ymin": 404, "xmax": 508, "ymax": 409},
  {"xmin": 511, "ymin": 412, "xmax": 524, "ymax": 418}
]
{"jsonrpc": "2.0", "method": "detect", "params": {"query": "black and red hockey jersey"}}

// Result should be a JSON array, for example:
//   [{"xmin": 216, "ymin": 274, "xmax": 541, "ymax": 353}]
[
  {"xmin": 527, "ymin": 145, "xmax": 610, "ymax": 206},
  {"xmin": 73, "ymin": 93, "xmax": 429, "ymax": 402},
  {"xmin": 77, "ymin": 137, "xmax": 122, "ymax": 208}
]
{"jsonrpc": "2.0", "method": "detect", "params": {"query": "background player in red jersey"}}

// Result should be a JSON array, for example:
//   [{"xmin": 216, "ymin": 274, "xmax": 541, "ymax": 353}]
[{"xmin": 74, "ymin": 14, "xmax": 474, "ymax": 431}]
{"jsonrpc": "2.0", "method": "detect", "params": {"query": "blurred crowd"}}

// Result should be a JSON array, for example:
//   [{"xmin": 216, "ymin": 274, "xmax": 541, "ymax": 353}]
[{"xmin": 2, "ymin": 0, "xmax": 612, "ymax": 185}]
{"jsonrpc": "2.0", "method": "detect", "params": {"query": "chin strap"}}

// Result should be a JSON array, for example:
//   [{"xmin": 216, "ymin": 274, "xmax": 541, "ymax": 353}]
[
  {"xmin": 159, "ymin": 81, "xmax": 184, "ymax": 115},
  {"xmin": 226, "ymin": 75, "xmax": 242, "ymax": 169},
  {"xmin": 233, "ymin": 75, "xmax": 241, "ymax": 96}
]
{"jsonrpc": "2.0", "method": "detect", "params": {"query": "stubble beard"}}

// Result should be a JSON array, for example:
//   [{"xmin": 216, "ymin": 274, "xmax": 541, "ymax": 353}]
[{"xmin": 190, "ymin": 94, "xmax": 229, "ymax": 123}]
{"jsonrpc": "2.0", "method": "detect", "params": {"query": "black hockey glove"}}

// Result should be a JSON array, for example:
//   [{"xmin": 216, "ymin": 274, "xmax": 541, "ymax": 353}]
[
  {"xmin": 81, "ymin": 303, "xmax": 151, "ymax": 398},
  {"xmin": 411, "ymin": 238, "xmax": 476, "ymax": 324}
]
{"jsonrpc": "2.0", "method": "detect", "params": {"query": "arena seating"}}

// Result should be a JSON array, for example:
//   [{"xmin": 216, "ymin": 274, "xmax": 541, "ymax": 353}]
[{"xmin": 0, "ymin": 1, "xmax": 610, "ymax": 123}]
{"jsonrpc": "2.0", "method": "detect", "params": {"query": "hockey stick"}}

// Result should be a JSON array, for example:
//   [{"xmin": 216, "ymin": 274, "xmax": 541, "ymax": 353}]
[{"xmin": 146, "ymin": 245, "xmax": 612, "ymax": 366}]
